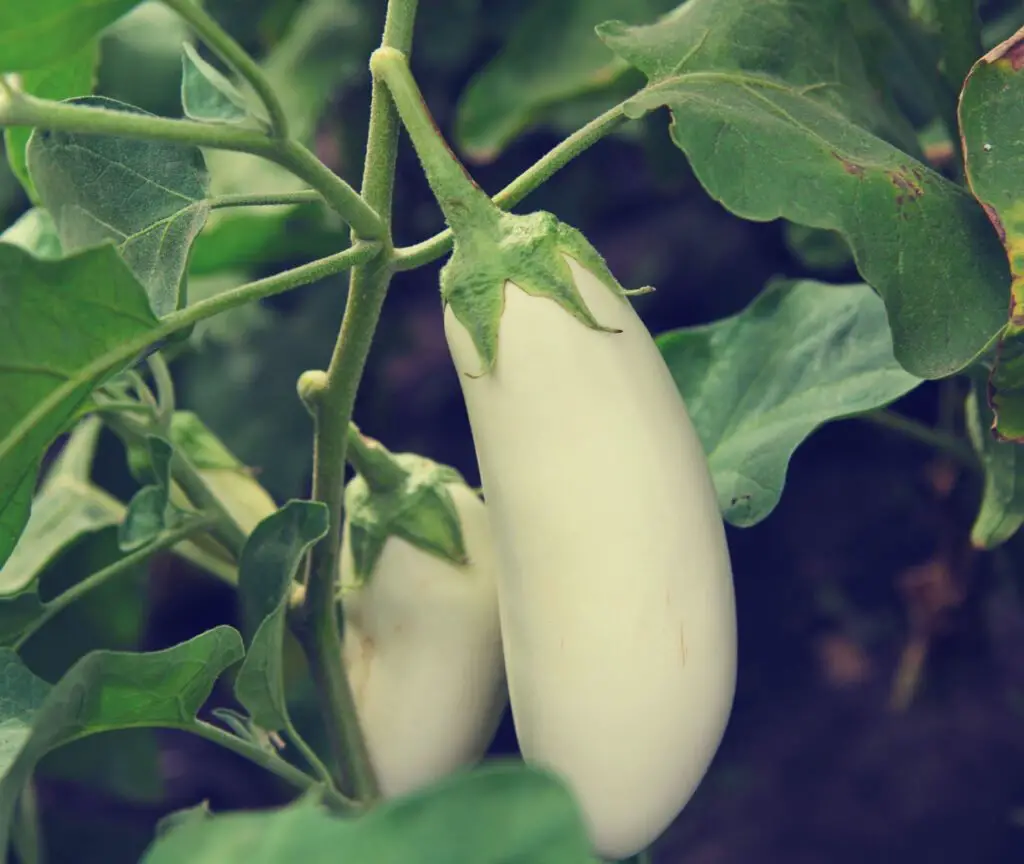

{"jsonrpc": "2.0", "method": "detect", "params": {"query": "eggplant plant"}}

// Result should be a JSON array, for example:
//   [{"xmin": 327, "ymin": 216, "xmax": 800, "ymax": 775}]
[{"xmin": 0, "ymin": 0, "xmax": 1019, "ymax": 862}]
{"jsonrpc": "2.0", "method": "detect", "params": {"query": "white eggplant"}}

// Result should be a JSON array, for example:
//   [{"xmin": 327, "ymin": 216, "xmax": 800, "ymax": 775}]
[
  {"xmin": 370, "ymin": 46, "xmax": 738, "ymax": 858},
  {"xmin": 338, "ymin": 440, "xmax": 506, "ymax": 799},
  {"xmin": 445, "ymin": 255, "xmax": 737, "ymax": 859}
]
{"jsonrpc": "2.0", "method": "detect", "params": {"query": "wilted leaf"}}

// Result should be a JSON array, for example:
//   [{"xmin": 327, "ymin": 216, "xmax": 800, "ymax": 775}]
[
  {"xmin": 960, "ymin": 25, "xmax": 1024, "ymax": 440},
  {"xmin": 658, "ymin": 280, "xmax": 921, "ymax": 525},
  {"xmin": 27, "ymin": 95, "xmax": 210, "ymax": 317},
  {"xmin": 142, "ymin": 763, "xmax": 598, "ymax": 864},
  {"xmin": 0, "ymin": 243, "xmax": 158, "ymax": 568},
  {"xmin": 601, "ymin": 0, "xmax": 1009, "ymax": 379}
]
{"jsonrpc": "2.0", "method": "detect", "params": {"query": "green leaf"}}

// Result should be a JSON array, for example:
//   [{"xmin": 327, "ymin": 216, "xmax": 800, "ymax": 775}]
[
  {"xmin": 24, "ymin": 527, "xmax": 147, "ymax": 675},
  {"xmin": 1, "ymin": 418, "xmax": 123, "ymax": 598},
  {"xmin": 155, "ymin": 801, "xmax": 212, "ymax": 839},
  {"xmin": 180, "ymin": 44, "xmax": 255, "ymax": 126},
  {"xmin": 0, "ymin": 209, "xmax": 63, "ymax": 260},
  {"xmin": 235, "ymin": 501, "xmax": 328, "ymax": 731},
  {"xmin": 600, "ymin": 0, "xmax": 1009, "ymax": 379},
  {"xmin": 960, "ymin": 26, "xmax": 1024, "ymax": 440},
  {"xmin": 119, "ymin": 436, "xmax": 175, "ymax": 552},
  {"xmin": 188, "ymin": 0, "xmax": 359, "ymax": 276},
  {"xmin": 0, "ymin": 626, "xmax": 244, "ymax": 855},
  {"xmin": 142, "ymin": 762, "xmax": 598, "ymax": 864},
  {"xmin": 4, "ymin": 41, "xmax": 98, "ymax": 202},
  {"xmin": 27, "ymin": 95, "xmax": 211, "ymax": 317},
  {"xmin": 965, "ymin": 368, "xmax": 1024, "ymax": 548},
  {"xmin": 0, "ymin": 0, "xmax": 140, "ymax": 72},
  {"xmin": 658, "ymin": 280, "xmax": 922, "ymax": 526},
  {"xmin": 454, "ymin": 0, "xmax": 670, "ymax": 161},
  {"xmin": 0, "ymin": 242, "xmax": 159, "ymax": 569}
]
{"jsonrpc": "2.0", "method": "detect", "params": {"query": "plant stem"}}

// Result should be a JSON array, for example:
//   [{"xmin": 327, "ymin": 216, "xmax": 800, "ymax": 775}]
[
  {"xmin": 0, "ymin": 93, "xmax": 385, "ymax": 240},
  {"xmin": 392, "ymin": 102, "xmax": 628, "ymax": 270},
  {"xmin": 102, "ymin": 408, "xmax": 249, "ymax": 558},
  {"xmin": 162, "ymin": 0, "xmax": 290, "ymax": 138},
  {"xmin": 13, "ymin": 517, "xmax": 215, "ymax": 652},
  {"xmin": 294, "ymin": 0, "xmax": 420, "ymax": 805},
  {"xmin": 146, "ymin": 353, "xmax": 176, "ymax": 431},
  {"xmin": 274, "ymin": 139, "xmax": 386, "ymax": 240},
  {"xmin": 283, "ymin": 717, "xmax": 335, "ymax": 787},
  {"xmin": 184, "ymin": 720, "xmax": 355, "ymax": 811},
  {"xmin": 174, "ymin": 243, "xmax": 381, "ymax": 328},
  {"xmin": 0, "ymin": 243, "xmax": 380, "ymax": 478},
  {"xmin": 371, "ymin": 48, "xmax": 499, "ymax": 236},
  {"xmin": 345, "ymin": 424, "xmax": 406, "ymax": 491},
  {"xmin": 931, "ymin": 0, "xmax": 983, "ymax": 94},
  {"xmin": 209, "ymin": 190, "xmax": 323, "ymax": 209},
  {"xmin": 860, "ymin": 408, "xmax": 980, "ymax": 468}
]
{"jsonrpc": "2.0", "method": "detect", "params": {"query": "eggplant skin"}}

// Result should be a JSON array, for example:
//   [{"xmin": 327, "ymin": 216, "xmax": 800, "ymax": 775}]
[
  {"xmin": 445, "ymin": 254, "xmax": 737, "ymax": 859},
  {"xmin": 340, "ymin": 482, "xmax": 507, "ymax": 799}
]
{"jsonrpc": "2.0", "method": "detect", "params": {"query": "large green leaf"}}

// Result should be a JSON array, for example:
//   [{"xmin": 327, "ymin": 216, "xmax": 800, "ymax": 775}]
[
  {"xmin": 454, "ymin": 0, "xmax": 671, "ymax": 161},
  {"xmin": 4, "ymin": 41, "xmax": 98, "ymax": 202},
  {"xmin": 142, "ymin": 762, "xmax": 598, "ymax": 864},
  {"xmin": 188, "ymin": 0, "xmax": 360, "ymax": 276},
  {"xmin": 965, "ymin": 368, "xmax": 1024, "ymax": 548},
  {"xmin": 0, "ymin": 242, "xmax": 159, "ymax": 568},
  {"xmin": 0, "ymin": 627, "xmax": 244, "ymax": 856},
  {"xmin": 600, "ymin": 0, "xmax": 1009, "ymax": 379},
  {"xmin": 23, "ymin": 526, "xmax": 162, "ymax": 806},
  {"xmin": 27, "ymin": 95, "xmax": 210, "ymax": 317},
  {"xmin": 1, "ymin": 417, "xmax": 122, "ymax": 598},
  {"xmin": 0, "ymin": 0, "xmax": 139, "ymax": 72},
  {"xmin": 235, "ymin": 501, "xmax": 327, "ymax": 731},
  {"xmin": 960, "ymin": 26, "xmax": 1024, "ymax": 440},
  {"xmin": 658, "ymin": 280, "xmax": 921, "ymax": 526}
]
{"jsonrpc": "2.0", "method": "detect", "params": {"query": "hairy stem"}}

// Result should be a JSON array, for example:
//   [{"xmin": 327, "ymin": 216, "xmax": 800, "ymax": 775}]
[
  {"xmin": 162, "ymin": 0, "xmax": 290, "ymax": 138},
  {"xmin": 294, "ymin": 0, "xmax": 420, "ymax": 805},
  {"xmin": 392, "ymin": 102, "xmax": 627, "ymax": 270},
  {"xmin": 371, "ymin": 47, "xmax": 499, "ymax": 236},
  {"xmin": 209, "ymin": 190, "xmax": 323, "ymax": 209}
]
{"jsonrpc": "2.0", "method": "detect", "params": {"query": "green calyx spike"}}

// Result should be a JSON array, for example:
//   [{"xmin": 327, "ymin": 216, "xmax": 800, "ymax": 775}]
[
  {"xmin": 369, "ymin": 47, "xmax": 643, "ymax": 375},
  {"xmin": 441, "ymin": 211, "xmax": 635, "ymax": 373},
  {"xmin": 343, "ymin": 428, "xmax": 471, "ymax": 584}
]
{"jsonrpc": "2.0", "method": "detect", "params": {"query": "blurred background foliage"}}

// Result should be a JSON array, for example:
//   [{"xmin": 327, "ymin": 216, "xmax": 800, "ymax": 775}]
[{"xmin": 6, "ymin": 0, "xmax": 1024, "ymax": 861}]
